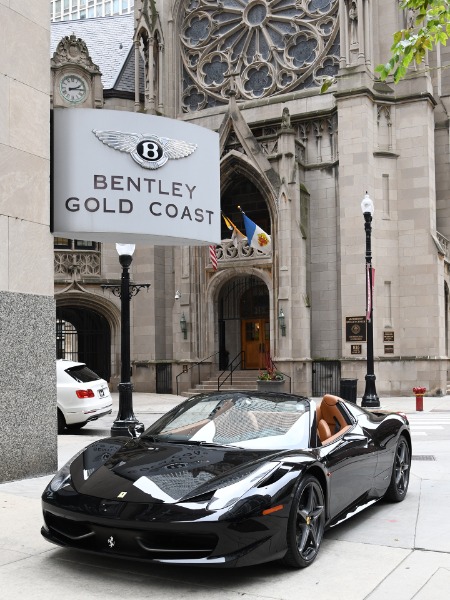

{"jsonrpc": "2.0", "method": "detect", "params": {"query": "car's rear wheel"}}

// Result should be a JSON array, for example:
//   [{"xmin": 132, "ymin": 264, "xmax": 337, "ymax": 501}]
[
  {"xmin": 57, "ymin": 409, "xmax": 66, "ymax": 434},
  {"xmin": 66, "ymin": 422, "xmax": 86, "ymax": 431},
  {"xmin": 384, "ymin": 436, "xmax": 411, "ymax": 502},
  {"xmin": 282, "ymin": 475, "xmax": 325, "ymax": 568}
]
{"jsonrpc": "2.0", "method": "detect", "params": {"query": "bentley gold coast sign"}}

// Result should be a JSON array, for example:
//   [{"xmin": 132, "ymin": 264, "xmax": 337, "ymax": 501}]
[{"xmin": 52, "ymin": 108, "xmax": 220, "ymax": 245}]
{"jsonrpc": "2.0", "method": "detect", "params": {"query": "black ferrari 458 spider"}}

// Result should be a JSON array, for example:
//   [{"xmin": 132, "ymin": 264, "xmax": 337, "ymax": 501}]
[{"xmin": 41, "ymin": 391, "xmax": 411, "ymax": 569}]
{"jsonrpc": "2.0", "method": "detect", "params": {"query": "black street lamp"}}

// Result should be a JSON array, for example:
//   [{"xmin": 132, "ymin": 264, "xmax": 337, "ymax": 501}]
[
  {"xmin": 361, "ymin": 193, "xmax": 380, "ymax": 408},
  {"xmin": 102, "ymin": 243, "xmax": 150, "ymax": 437}
]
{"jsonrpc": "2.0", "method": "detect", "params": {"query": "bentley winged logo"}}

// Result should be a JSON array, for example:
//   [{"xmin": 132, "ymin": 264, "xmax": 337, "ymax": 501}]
[{"xmin": 92, "ymin": 129, "xmax": 197, "ymax": 170}]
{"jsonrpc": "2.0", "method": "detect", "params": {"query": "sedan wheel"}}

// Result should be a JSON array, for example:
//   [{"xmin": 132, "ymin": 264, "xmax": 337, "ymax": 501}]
[
  {"xmin": 385, "ymin": 436, "xmax": 411, "ymax": 502},
  {"xmin": 57, "ymin": 409, "xmax": 66, "ymax": 435},
  {"xmin": 283, "ymin": 475, "xmax": 325, "ymax": 568}
]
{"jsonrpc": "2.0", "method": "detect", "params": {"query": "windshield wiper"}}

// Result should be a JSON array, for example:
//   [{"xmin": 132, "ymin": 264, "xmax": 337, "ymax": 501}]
[{"xmin": 149, "ymin": 438, "xmax": 243, "ymax": 448}]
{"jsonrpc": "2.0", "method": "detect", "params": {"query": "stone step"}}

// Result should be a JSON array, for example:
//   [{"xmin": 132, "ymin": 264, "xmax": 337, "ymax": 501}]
[{"xmin": 180, "ymin": 370, "xmax": 261, "ymax": 397}]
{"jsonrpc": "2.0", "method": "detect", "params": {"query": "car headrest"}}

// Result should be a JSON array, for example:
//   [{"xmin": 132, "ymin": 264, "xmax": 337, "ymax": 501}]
[{"xmin": 322, "ymin": 394, "xmax": 340, "ymax": 407}]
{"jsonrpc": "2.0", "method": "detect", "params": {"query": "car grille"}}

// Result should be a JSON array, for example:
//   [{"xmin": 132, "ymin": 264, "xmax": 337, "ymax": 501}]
[{"xmin": 44, "ymin": 511, "xmax": 218, "ymax": 559}]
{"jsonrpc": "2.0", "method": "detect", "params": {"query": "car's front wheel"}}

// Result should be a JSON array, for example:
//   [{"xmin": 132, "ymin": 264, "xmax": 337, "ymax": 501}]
[
  {"xmin": 384, "ymin": 435, "xmax": 411, "ymax": 502},
  {"xmin": 282, "ymin": 475, "xmax": 325, "ymax": 568}
]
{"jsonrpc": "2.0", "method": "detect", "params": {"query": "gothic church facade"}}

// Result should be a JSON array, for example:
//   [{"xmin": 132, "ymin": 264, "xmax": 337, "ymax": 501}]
[{"xmin": 51, "ymin": 0, "xmax": 450, "ymax": 397}]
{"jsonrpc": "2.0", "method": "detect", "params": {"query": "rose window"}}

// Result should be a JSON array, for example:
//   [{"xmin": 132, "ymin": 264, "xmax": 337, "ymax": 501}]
[{"xmin": 181, "ymin": 0, "xmax": 339, "ymax": 112}]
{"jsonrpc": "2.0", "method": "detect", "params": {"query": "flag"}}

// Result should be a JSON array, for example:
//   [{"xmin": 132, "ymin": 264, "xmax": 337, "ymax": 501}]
[
  {"xmin": 209, "ymin": 245, "xmax": 218, "ymax": 271},
  {"xmin": 239, "ymin": 208, "xmax": 272, "ymax": 254},
  {"xmin": 366, "ymin": 265, "xmax": 375, "ymax": 320},
  {"xmin": 222, "ymin": 213, "xmax": 246, "ymax": 247}
]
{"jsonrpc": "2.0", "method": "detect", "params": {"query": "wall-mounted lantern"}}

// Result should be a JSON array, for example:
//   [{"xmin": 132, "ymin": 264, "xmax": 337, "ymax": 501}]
[{"xmin": 278, "ymin": 308, "xmax": 286, "ymax": 336}]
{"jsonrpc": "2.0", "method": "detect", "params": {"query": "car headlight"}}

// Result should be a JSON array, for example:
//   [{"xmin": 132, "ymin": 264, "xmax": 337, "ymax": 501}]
[{"xmin": 49, "ymin": 448, "xmax": 84, "ymax": 492}]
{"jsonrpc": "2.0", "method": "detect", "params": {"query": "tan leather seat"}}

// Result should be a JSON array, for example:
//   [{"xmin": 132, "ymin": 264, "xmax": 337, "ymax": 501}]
[
  {"xmin": 321, "ymin": 394, "xmax": 348, "ymax": 435},
  {"xmin": 317, "ymin": 419, "xmax": 331, "ymax": 443}
]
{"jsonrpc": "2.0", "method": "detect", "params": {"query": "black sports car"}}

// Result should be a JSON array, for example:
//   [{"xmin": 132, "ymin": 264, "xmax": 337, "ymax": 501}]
[{"xmin": 41, "ymin": 391, "xmax": 411, "ymax": 569}]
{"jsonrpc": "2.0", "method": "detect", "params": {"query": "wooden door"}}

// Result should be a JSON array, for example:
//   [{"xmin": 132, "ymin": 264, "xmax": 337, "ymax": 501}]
[{"xmin": 241, "ymin": 319, "xmax": 270, "ymax": 369}]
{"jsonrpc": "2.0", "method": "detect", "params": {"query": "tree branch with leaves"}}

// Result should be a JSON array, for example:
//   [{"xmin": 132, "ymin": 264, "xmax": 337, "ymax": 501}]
[
  {"xmin": 320, "ymin": 0, "xmax": 450, "ymax": 92},
  {"xmin": 376, "ymin": 0, "xmax": 450, "ymax": 82}
]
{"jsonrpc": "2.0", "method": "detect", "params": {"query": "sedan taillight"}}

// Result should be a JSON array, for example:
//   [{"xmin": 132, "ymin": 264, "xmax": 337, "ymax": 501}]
[{"xmin": 76, "ymin": 389, "xmax": 95, "ymax": 399}]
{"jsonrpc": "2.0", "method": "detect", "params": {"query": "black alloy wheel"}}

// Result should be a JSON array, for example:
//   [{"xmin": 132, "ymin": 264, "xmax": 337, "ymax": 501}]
[
  {"xmin": 385, "ymin": 436, "xmax": 411, "ymax": 502},
  {"xmin": 283, "ymin": 475, "xmax": 325, "ymax": 568}
]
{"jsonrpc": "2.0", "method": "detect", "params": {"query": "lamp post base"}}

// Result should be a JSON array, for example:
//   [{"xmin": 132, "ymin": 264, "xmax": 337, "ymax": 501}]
[
  {"xmin": 111, "ymin": 420, "xmax": 145, "ymax": 438},
  {"xmin": 361, "ymin": 374, "xmax": 380, "ymax": 408},
  {"xmin": 110, "ymin": 382, "xmax": 145, "ymax": 437}
]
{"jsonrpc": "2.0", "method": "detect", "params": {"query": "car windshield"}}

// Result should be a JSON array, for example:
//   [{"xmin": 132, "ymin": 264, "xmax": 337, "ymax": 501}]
[
  {"xmin": 143, "ymin": 392, "xmax": 311, "ymax": 450},
  {"xmin": 65, "ymin": 365, "xmax": 101, "ymax": 383}
]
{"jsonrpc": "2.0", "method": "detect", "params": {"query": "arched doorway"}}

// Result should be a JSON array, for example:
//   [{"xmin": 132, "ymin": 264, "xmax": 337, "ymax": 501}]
[
  {"xmin": 218, "ymin": 275, "xmax": 269, "ymax": 370},
  {"xmin": 56, "ymin": 306, "xmax": 111, "ymax": 381}
]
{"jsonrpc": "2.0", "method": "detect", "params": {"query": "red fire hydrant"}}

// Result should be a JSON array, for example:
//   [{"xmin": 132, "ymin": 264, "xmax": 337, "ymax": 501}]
[{"xmin": 413, "ymin": 386, "xmax": 426, "ymax": 411}]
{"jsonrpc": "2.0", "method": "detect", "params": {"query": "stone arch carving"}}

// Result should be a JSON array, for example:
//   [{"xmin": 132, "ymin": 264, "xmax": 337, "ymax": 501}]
[
  {"xmin": 205, "ymin": 267, "xmax": 274, "ymax": 359},
  {"xmin": 55, "ymin": 290, "xmax": 121, "ymax": 380},
  {"xmin": 220, "ymin": 150, "xmax": 278, "ymax": 222},
  {"xmin": 376, "ymin": 104, "xmax": 393, "ymax": 151},
  {"xmin": 55, "ymin": 290, "xmax": 121, "ymax": 333}
]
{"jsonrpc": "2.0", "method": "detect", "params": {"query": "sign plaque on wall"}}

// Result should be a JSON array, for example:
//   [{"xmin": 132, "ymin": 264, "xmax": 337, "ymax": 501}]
[
  {"xmin": 52, "ymin": 108, "xmax": 220, "ymax": 245},
  {"xmin": 351, "ymin": 344, "xmax": 362, "ymax": 355},
  {"xmin": 346, "ymin": 316, "xmax": 367, "ymax": 342},
  {"xmin": 384, "ymin": 345, "xmax": 394, "ymax": 354},
  {"xmin": 383, "ymin": 331, "xmax": 395, "ymax": 342}
]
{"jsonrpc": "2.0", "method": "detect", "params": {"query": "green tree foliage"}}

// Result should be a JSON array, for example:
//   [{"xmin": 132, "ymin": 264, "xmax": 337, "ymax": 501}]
[
  {"xmin": 376, "ymin": 0, "xmax": 450, "ymax": 82},
  {"xmin": 320, "ymin": 0, "xmax": 450, "ymax": 92}
]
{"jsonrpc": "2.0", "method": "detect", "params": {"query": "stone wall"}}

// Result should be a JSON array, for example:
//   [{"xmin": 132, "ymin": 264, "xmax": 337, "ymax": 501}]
[{"xmin": 0, "ymin": 1, "xmax": 56, "ymax": 481}]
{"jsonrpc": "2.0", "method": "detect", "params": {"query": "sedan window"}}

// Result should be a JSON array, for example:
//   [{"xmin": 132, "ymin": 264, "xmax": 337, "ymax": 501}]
[{"xmin": 65, "ymin": 365, "xmax": 101, "ymax": 383}]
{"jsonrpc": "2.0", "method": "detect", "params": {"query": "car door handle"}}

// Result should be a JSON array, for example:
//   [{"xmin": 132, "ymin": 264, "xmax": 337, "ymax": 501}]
[{"xmin": 343, "ymin": 432, "xmax": 368, "ymax": 443}]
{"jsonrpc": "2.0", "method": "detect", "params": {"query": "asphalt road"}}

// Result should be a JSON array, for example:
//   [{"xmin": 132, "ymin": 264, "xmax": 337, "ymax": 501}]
[{"xmin": 1, "ymin": 393, "xmax": 449, "ymax": 600}]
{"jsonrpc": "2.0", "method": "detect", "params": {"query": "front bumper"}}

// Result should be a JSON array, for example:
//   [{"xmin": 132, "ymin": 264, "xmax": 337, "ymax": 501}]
[{"xmin": 41, "ymin": 493, "xmax": 289, "ymax": 568}]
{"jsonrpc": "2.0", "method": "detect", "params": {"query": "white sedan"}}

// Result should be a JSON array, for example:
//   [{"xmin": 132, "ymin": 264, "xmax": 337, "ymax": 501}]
[{"xmin": 57, "ymin": 359, "xmax": 113, "ymax": 434}]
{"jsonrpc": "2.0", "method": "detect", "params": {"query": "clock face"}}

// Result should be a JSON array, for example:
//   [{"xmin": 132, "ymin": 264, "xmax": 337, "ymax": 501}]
[{"xmin": 59, "ymin": 74, "xmax": 88, "ymax": 103}]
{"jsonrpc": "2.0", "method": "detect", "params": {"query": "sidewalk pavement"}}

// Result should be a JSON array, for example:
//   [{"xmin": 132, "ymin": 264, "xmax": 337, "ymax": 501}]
[{"xmin": 1, "ymin": 392, "xmax": 449, "ymax": 599}]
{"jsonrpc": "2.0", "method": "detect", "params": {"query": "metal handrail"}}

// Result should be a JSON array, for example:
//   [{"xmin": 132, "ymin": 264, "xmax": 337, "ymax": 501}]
[
  {"xmin": 175, "ymin": 351, "xmax": 219, "ymax": 396},
  {"xmin": 271, "ymin": 358, "xmax": 292, "ymax": 393},
  {"xmin": 278, "ymin": 370, "xmax": 292, "ymax": 393},
  {"xmin": 217, "ymin": 351, "xmax": 245, "ymax": 390}
]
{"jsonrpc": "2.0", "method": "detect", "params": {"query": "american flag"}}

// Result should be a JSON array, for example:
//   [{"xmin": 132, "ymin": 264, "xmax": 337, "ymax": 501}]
[{"xmin": 209, "ymin": 245, "xmax": 218, "ymax": 271}]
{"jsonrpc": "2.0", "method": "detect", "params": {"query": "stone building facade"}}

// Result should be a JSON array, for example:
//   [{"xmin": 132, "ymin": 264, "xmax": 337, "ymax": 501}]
[
  {"xmin": 0, "ymin": 1, "xmax": 56, "ymax": 481},
  {"xmin": 51, "ymin": 0, "xmax": 450, "ymax": 399}
]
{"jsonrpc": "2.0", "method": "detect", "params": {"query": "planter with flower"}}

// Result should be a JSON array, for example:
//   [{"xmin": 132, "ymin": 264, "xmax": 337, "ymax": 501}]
[{"xmin": 256, "ymin": 355, "xmax": 285, "ymax": 392}]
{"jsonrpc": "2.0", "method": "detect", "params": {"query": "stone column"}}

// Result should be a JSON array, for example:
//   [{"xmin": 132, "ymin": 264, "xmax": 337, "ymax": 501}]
[{"xmin": 134, "ymin": 39, "xmax": 140, "ymax": 111}]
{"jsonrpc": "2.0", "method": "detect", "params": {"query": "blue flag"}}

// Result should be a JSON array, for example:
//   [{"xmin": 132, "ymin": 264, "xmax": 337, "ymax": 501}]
[{"xmin": 241, "ymin": 213, "xmax": 272, "ymax": 254}]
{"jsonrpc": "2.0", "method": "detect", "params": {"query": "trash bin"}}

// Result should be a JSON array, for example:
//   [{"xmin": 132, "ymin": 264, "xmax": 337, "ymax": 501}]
[{"xmin": 339, "ymin": 379, "xmax": 358, "ymax": 404}]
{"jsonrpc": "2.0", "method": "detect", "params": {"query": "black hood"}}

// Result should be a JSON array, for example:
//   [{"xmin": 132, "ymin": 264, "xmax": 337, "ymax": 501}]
[{"xmin": 70, "ymin": 437, "xmax": 283, "ymax": 503}]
